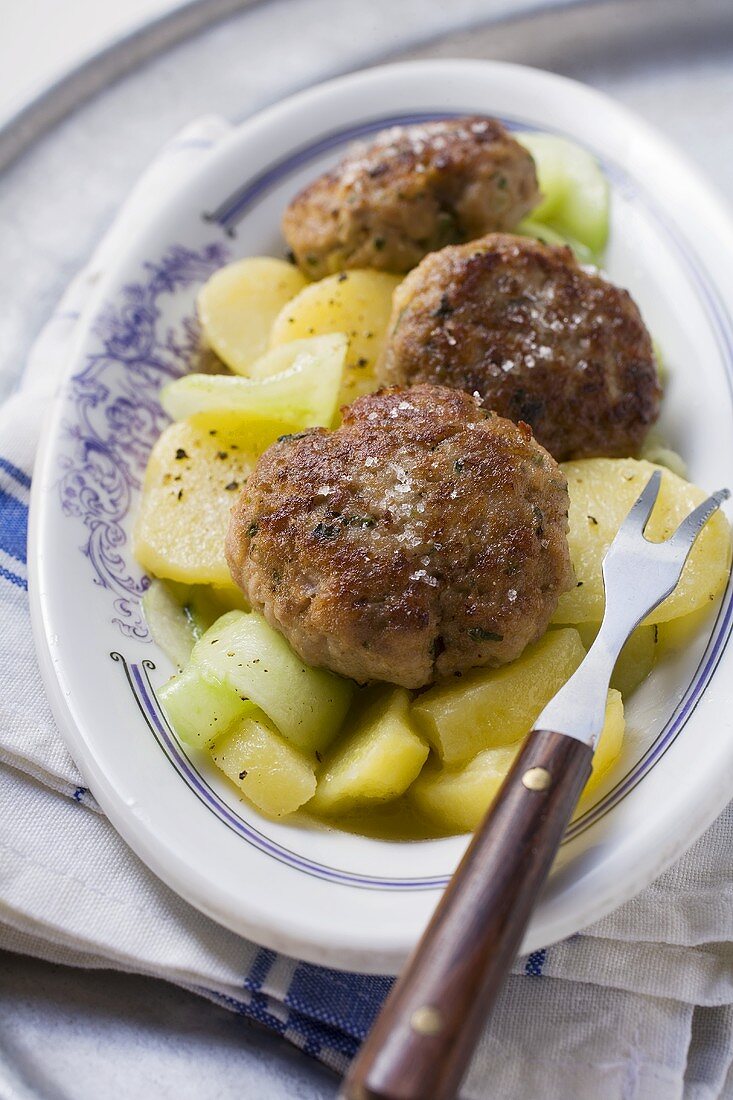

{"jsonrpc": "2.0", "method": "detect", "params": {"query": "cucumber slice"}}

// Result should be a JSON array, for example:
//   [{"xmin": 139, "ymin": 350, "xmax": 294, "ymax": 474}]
[
  {"xmin": 245, "ymin": 335, "xmax": 348, "ymax": 382},
  {"xmin": 158, "ymin": 665, "xmax": 250, "ymax": 748},
  {"xmin": 516, "ymin": 219, "xmax": 595, "ymax": 266},
  {"xmin": 652, "ymin": 339, "xmax": 666, "ymax": 386},
  {"xmin": 142, "ymin": 579, "xmax": 197, "ymax": 670},
  {"xmin": 191, "ymin": 611, "xmax": 354, "ymax": 754},
  {"xmin": 161, "ymin": 334, "xmax": 347, "ymax": 431},
  {"xmin": 516, "ymin": 131, "xmax": 609, "ymax": 256},
  {"xmin": 186, "ymin": 586, "xmax": 249, "ymax": 635},
  {"xmin": 143, "ymin": 579, "xmax": 249, "ymax": 670},
  {"xmin": 640, "ymin": 433, "xmax": 687, "ymax": 479},
  {"xmin": 516, "ymin": 132, "xmax": 570, "ymax": 222}
]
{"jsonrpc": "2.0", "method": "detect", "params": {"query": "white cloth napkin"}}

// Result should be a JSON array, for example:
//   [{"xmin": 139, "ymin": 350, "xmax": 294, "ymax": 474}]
[{"xmin": 2, "ymin": 118, "xmax": 733, "ymax": 1099}]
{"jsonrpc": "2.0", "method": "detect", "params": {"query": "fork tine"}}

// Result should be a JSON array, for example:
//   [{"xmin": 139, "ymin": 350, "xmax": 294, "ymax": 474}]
[
  {"xmin": 621, "ymin": 469, "xmax": 663, "ymax": 536},
  {"xmin": 666, "ymin": 488, "xmax": 730, "ymax": 554}
]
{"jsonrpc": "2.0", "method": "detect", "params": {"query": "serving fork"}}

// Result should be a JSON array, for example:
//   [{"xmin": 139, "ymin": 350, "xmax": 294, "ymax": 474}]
[{"xmin": 343, "ymin": 470, "xmax": 729, "ymax": 1100}]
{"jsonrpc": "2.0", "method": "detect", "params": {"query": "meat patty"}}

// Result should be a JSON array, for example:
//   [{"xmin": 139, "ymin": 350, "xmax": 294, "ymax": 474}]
[
  {"xmin": 226, "ymin": 384, "xmax": 573, "ymax": 689},
  {"xmin": 378, "ymin": 234, "xmax": 661, "ymax": 461},
  {"xmin": 282, "ymin": 117, "xmax": 539, "ymax": 279}
]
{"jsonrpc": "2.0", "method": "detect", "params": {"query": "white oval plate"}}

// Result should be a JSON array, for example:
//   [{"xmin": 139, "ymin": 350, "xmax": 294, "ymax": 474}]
[{"xmin": 30, "ymin": 60, "xmax": 733, "ymax": 974}]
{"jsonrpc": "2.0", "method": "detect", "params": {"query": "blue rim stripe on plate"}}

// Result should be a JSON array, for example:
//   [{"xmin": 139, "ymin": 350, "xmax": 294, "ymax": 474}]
[{"xmin": 204, "ymin": 113, "xmax": 462, "ymax": 232}]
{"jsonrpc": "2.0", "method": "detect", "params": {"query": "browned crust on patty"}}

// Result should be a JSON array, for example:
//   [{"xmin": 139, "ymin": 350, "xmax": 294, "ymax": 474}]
[
  {"xmin": 282, "ymin": 117, "xmax": 539, "ymax": 278},
  {"xmin": 226, "ymin": 384, "xmax": 573, "ymax": 688},
  {"xmin": 378, "ymin": 233, "xmax": 661, "ymax": 461}
]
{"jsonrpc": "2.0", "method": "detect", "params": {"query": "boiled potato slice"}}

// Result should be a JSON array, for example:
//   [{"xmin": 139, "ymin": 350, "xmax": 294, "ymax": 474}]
[
  {"xmin": 554, "ymin": 459, "xmax": 731, "ymax": 625},
  {"xmin": 585, "ymin": 688, "xmax": 624, "ymax": 790},
  {"xmin": 411, "ymin": 689, "xmax": 624, "ymax": 834},
  {"xmin": 409, "ymin": 746, "xmax": 517, "ymax": 835},
  {"xmin": 134, "ymin": 418, "xmax": 258, "ymax": 588},
  {"xmin": 515, "ymin": 131, "xmax": 609, "ymax": 255},
  {"xmin": 192, "ymin": 611, "xmax": 353, "ymax": 755},
  {"xmin": 211, "ymin": 706, "xmax": 316, "ymax": 817},
  {"xmin": 575, "ymin": 622, "xmax": 657, "ymax": 697},
  {"xmin": 158, "ymin": 665, "xmax": 248, "ymax": 748},
  {"xmin": 411, "ymin": 628, "xmax": 585, "ymax": 766},
  {"xmin": 268, "ymin": 270, "xmax": 400, "ymax": 405},
  {"xmin": 198, "ymin": 258, "xmax": 307, "ymax": 374},
  {"xmin": 655, "ymin": 604, "xmax": 716, "ymax": 657},
  {"xmin": 161, "ymin": 334, "xmax": 346, "ymax": 430},
  {"xmin": 309, "ymin": 687, "xmax": 429, "ymax": 815},
  {"xmin": 612, "ymin": 625, "xmax": 657, "ymax": 697},
  {"xmin": 575, "ymin": 688, "xmax": 625, "ymax": 814}
]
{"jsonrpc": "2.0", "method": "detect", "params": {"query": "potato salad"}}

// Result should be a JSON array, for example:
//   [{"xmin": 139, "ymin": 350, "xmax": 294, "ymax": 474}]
[{"xmin": 133, "ymin": 121, "xmax": 732, "ymax": 838}]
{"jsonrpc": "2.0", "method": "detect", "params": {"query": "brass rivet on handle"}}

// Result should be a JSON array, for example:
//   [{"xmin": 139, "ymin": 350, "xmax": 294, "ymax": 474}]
[
  {"xmin": 410, "ymin": 1006, "xmax": 443, "ymax": 1035},
  {"xmin": 522, "ymin": 766, "xmax": 552, "ymax": 791}
]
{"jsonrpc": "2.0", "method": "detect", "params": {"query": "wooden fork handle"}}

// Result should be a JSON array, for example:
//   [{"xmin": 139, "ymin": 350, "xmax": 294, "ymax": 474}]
[{"xmin": 341, "ymin": 729, "xmax": 593, "ymax": 1100}]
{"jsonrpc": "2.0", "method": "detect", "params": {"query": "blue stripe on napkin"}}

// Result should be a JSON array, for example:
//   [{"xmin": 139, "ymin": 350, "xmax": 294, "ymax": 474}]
[
  {"xmin": 0, "ymin": 563, "xmax": 26, "ymax": 590},
  {"xmin": 0, "ymin": 487, "xmax": 28, "ymax": 565},
  {"xmin": 524, "ymin": 948, "xmax": 547, "ymax": 976},
  {"xmin": 286, "ymin": 963, "xmax": 392, "ymax": 1040},
  {"xmin": 0, "ymin": 456, "xmax": 32, "ymax": 490}
]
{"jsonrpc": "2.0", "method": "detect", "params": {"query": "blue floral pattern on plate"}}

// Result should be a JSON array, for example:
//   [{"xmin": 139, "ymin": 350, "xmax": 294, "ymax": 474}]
[{"xmin": 57, "ymin": 243, "xmax": 228, "ymax": 637}]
